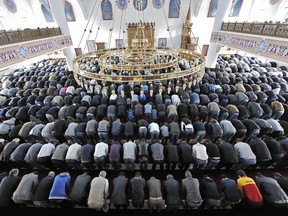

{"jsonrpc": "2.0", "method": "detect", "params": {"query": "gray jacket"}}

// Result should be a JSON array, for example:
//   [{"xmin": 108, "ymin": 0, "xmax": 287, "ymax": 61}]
[
  {"xmin": 147, "ymin": 177, "xmax": 162, "ymax": 198},
  {"xmin": 182, "ymin": 176, "xmax": 202, "ymax": 203},
  {"xmin": 12, "ymin": 172, "xmax": 38, "ymax": 203},
  {"xmin": 256, "ymin": 175, "xmax": 288, "ymax": 204}
]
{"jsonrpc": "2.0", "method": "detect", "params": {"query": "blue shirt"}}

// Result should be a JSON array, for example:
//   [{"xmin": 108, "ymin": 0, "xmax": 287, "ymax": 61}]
[
  {"xmin": 152, "ymin": 109, "xmax": 158, "ymax": 120},
  {"xmin": 220, "ymin": 178, "xmax": 241, "ymax": 203},
  {"xmin": 127, "ymin": 109, "xmax": 134, "ymax": 119},
  {"xmin": 49, "ymin": 173, "xmax": 71, "ymax": 200},
  {"xmin": 190, "ymin": 93, "xmax": 200, "ymax": 105}
]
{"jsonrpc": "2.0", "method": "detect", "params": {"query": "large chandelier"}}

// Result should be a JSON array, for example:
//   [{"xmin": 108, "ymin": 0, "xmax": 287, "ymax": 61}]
[
  {"xmin": 73, "ymin": 4, "xmax": 206, "ymax": 86},
  {"xmin": 95, "ymin": 22, "xmax": 180, "ymax": 73}
]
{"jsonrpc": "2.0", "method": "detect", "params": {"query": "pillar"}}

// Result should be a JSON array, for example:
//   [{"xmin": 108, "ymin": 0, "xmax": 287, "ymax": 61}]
[
  {"xmin": 49, "ymin": 0, "xmax": 75, "ymax": 71},
  {"xmin": 205, "ymin": 0, "xmax": 232, "ymax": 68}
]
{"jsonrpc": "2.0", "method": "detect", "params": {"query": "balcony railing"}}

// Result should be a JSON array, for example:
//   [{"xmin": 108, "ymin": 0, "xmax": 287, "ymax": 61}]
[
  {"xmin": 221, "ymin": 22, "xmax": 288, "ymax": 38},
  {"xmin": 0, "ymin": 27, "xmax": 62, "ymax": 46}
]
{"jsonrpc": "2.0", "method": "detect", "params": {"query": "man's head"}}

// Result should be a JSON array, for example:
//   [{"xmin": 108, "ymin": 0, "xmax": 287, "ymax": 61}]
[
  {"xmin": 273, "ymin": 172, "xmax": 282, "ymax": 179},
  {"xmin": 220, "ymin": 174, "xmax": 228, "ymax": 179},
  {"xmin": 236, "ymin": 170, "xmax": 246, "ymax": 178},
  {"xmin": 48, "ymin": 171, "xmax": 56, "ymax": 178},
  {"xmin": 118, "ymin": 171, "xmax": 125, "ymax": 177},
  {"xmin": 13, "ymin": 138, "xmax": 20, "ymax": 143},
  {"xmin": 254, "ymin": 172, "xmax": 263, "ymax": 179},
  {"xmin": 185, "ymin": 171, "xmax": 192, "ymax": 178},
  {"xmin": 33, "ymin": 171, "xmax": 39, "ymax": 175},
  {"xmin": 99, "ymin": 171, "xmax": 107, "ymax": 178},
  {"xmin": 9, "ymin": 168, "xmax": 19, "ymax": 176},
  {"xmin": 135, "ymin": 171, "xmax": 141, "ymax": 177},
  {"xmin": 166, "ymin": 174, "xmax": 173, "ymax": 180}
]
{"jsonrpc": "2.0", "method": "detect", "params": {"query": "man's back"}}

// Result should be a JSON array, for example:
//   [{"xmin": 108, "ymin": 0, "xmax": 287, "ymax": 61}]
[
  {"xmin": 218, "ymin": 141, "xmax": 238, "ymax": 164},
  {"xmin": 130, "ymin": 176, "xmax": 146, "ymax": 200},
  {"xmin": 0, "ymin": 174, "xmax": 20, "ymax": 206},
  {"xmin": 163, "ymin": 178, "xmax": 181, "ymax": 205},
  {"xmin": 94, "ymin": 142, "xmax": 108, "ymax": 157},
  {"xmin": 182, "ymin": 176, "xmax": 202, "ymax": 203},
  {"xmin": 150, "ymin": 143, "xmax": 164, "ymax": 160},
  {"xmin": 88, "ymin": 176, "xmax": 108, "ymax": 208},
  {"xmin": 220, "ymin": 177, "xmax": 241, "ymax": 203},
  {"xmin": 70, "ymin": 172, "xmax": 92, "ymax": 204},
  {"xmin": 237, "ymin": 176, "xmax": 263, "ymax": 204},
  {"xmin": 200, "ymin": 176, "xmax": 220, "ymax": 200},
  {"xmin": 123, "ymin": 141, "xmax": 136, "ymax": 159},
  {"xmin": 275, "ymin": 175, "xmax": 288, "ymax": 195},
  {"xmin": 256, "ymin": 175, "xmax": 288, "ymax": 204},
  {"xmin": 147, "ymin": 177, "xmax": 162, "ymax": 198},
  {"xmin": 111, "ymin": 176, "xmax": 129, "ymax": 205}
]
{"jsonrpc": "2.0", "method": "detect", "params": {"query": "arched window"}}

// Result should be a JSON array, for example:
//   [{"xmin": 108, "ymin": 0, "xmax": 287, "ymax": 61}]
[
  {"xmin": 133, "ymin": 0, "xmax": 148, "ymax": 11},
  {"xmin": 64, "ymin": 1, "xmax": 76, "ymax": 21},
  {"xmin": 116, "ymin": 0, "xmax": 128, "ymax": 10},
  {"xmin": 41, "ymin": 3, "xmax": 54, "ymax": 22},
  {"xmin": 101, "ymin": 0, "xmax": 113, "ymax": 20},
  {"xmin": 229, "ymin": 0, "xmax": 243, "ymax": 17},
  {"xmin": 152, "ymin": 0, "xmax": 165, "ymax": 9},
  {"xmin": 207, "ymin": 0, "xmax": 218, "ymax": 17},
  {"xmin": 169, "ymin": 0, "xmax": 180, "ymax": 18},
  {"xmin": 3, "ymin": 0, "xmax": 17, "ymax": 13}
]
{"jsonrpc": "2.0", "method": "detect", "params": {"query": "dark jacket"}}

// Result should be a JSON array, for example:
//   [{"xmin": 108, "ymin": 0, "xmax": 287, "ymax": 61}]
[
  {"xmin": 178, "ymin": 141, "xmax": 193, "ymax": 163},
  {"xmin": 182, "ymin": 176, "xmax": 202, "ymax": 203},
  {"xmin": 248, "ymin": 138, "xmax": 272, "ymax": 161},
  {"xmin": 80, "ymin": 144, "xmax": 95, "ymax": 163},
  {"xmin": 33, "ymin": 173, "xmax": 55, "ymax": 202},
  {"xmin": 9, "ymin": 143, "xmax": 32, "ymax": 162},
  {"xmin": 0, "ymin": 174, "xmax": 20, "ymax": 207},
  {"xmin": 275, "ymin": 175, "xmax": 288, "ymax": 195},
  {"xmin": 111, "ymin": 175, "xmax": 129, "ymax": 205},
  {"xmin": 165, "ymin": 144, "xmax": 179, "ymax": 163},
  {"xmin": 218, "ymin": 141, "xmax": 238, "ymax": 164},
  {"xmin": 70, "ymin": 172, "xmax": 92, "ymax": 205},
  {"xmin": 0, "ymin": 140, "xmax": 20, "ymax": 162},
  {"xmin": 200, "ymin": 176, "xmax": 221, "ymax": 200},
  {"xmin": 130, "ymin": 176, "xmax": 146, "ymax": 201},
  {"xmin": 163, "ymin": 177, "xmax": 181, "ymax": 205},
  {"xmin": 256, "ymin": 175, "xmax": 288, "ymax": 204},
  {"xmin": 205, "ymin": 141, "xmax": 220, "ymax": 158},
  {"xmin": 124, "ymin": 121, "xmax": 136, "ymax": 137}
]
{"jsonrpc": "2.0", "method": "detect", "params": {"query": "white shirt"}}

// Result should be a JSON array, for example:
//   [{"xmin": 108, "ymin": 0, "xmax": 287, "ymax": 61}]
[
  {"xmin": 37, "ymin": 143, "xmax": 55, "ymax": 158},
  {"xmin": 148, "ymin": 122, "xmax": 160, "ymax": 133},
  {"xmin": 220, "ymin": 120, "xmax": 237, "ymax": 134},
  {"xmin": 192, "ymin": 143, "xmax": 208, "ymax": 161},
  {"xmin": 65, "ymin": 143, "xmax": 81, "ymax": 160},
  {"xmin": 123, "ymin": 141, "xmax": 137, "ymax": 159},
  {"xmin": 180, "ymin": 121, "xmax": 193, "ymax": 132},
  {"xmin": 110, "ymin": 93, "xmax": 117, "ymax": 101},
  {"xmin": 94, "ymin": 142, "xmax": 108, "ymax": 157},
  {"xmin": 234, "ymin": 142, "xmax": 256, "ymax": 160},
  {"xmin": 266, "ymin": 118, "xmax": 284, "ymax": 132}
]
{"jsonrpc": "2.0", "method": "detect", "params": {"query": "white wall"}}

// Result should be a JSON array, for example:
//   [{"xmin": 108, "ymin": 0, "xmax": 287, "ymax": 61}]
[
  {"xmin": 1, "ymin": 0, "xmax": 287, "ymax": 58},
  {"xmin": 246, "ymin": 0, "xmax": 288, "ymax": 22},
  {"xmin": 0, "ymin": 0, "xmax": 39, "ymax": 30},
  {"xmin": 29, "ymin": 0, "xmax": 57, "ymax": 28},
  {"xmin": 190, "ymin": 0, "xmax": 288, "ymax": 53},
  {"xmin": 14, "ymin": 0, "xmax": 189, "ymax": 52},
  {"xmin": 77, "ymin": 0, "xmax": 190, "ymax": 51}
]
